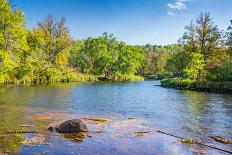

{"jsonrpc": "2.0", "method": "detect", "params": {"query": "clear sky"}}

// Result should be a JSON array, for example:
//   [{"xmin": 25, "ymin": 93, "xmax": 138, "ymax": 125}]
[{"xmin": 14, "ymin": 0, "xmax": 232, "ymax": 45}]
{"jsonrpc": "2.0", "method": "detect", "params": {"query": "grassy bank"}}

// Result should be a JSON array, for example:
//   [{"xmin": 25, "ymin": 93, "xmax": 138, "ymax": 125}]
[
  {"xmin": 0, "ymin": 69, "xmax": 143, "ymax": 84},
  {"xmin": 161, "ymin": 78, "xmax": 232, "ymax": 93},
  {"xmin": 108, "ymin": 74, "xmax": 144, "ymax": 82},
  {"xmin": 0, "ymin": 73, "xmax": 99, "ymax": 84},
  {"xmin": 0, "ymin": 69, "xmax": 99, "ymax": 84}
]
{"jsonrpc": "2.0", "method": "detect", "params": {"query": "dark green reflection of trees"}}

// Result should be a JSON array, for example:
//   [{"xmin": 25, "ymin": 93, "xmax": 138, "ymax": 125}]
[
  {"xmin": 179, "ymin": 91, "xmax": 211, "ymax": 139},
  {"xmin": 182, "ymin": 90, "xmax": 208, "ymax": 115}
]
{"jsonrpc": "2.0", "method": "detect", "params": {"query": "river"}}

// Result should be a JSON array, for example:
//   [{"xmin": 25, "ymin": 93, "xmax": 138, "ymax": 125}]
[{"xmin": 0, "ymin": 81, "xmax": 231, "ymax": 155}]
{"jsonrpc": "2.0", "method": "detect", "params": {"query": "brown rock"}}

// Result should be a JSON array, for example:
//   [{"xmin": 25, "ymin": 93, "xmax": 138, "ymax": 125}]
[{"xmin": 55, "ymin": 119, "xmax": 88, "ymax": 133}]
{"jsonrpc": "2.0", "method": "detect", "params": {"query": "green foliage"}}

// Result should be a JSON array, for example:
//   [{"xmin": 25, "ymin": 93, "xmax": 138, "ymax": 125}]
[
  {"xmin": 0, "ymin": 50, "xmax": 15, "ymax": 83},
  {"xmin": 226, "ymin": 20, "xmax": 232, "ymax": 59},
  {"xmin": 161, "ymin": 13, "xmax": 232, "ymax": 92},
  {"xmin": 0, "ymin": 0, "xmax": 28, "ymax": 83},
  {"xmin": 206, "ymin": 61, "xmax": 232, "ymax": 82},
  {"xmin": 0, "ymin": 1, "xmax": 231, "ymax": 85},
  {"xmin": 33, "ymin": 15, "xmax": 72, "ymax": 65},
  {"xmin": 181, "ymin": 12, "xmax": 222, "ymax": 80},
  {"xmin": 166, "ymin": 49, "xmax": 190, "ymax": 77},
  {"xmin": 108, "ymin": 73, "xmax": 144, "ymax": 81},
  {"xmin": 0, "ymin": 0, "xmax": 29, "ymax": 56},
  {"xmin": 141, "ymin": 44, "xmax": 181, "ymax": 76},
  {"xmin": 0, "ymin": 1, "xmax": 97, "ymax": 84},
  {"xmin": 184, "ymin": 53, "xmax": 206, "ymax": 80},
  {"xmin": 161, "ymin": 78, "xmax": 232, "ymax": 93},
  {"xmin": 69, "ymin": 33, "xmax": 145, "ymax": 80},
  {"xmin": 160, "ymin": 78, "xmax": 195, "ymax": 88}
]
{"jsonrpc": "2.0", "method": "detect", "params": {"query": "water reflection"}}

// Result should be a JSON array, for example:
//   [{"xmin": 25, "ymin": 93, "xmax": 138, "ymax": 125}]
[
  {"xmin": 0, "ymin": 81, "xmax": 231, "ymax": 154},
  {"xmin": 0, "ymin": 104, "xmax": 26, "ymax": 154},
  {"xmin": 63, "ymin": 132, "xmax": 88, "ymax": 143}
]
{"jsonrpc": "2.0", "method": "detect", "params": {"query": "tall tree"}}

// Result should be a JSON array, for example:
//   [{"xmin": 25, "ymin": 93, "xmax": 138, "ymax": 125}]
[
  {"xmin": 196, "ymin": 13, "xmax": 220, "ymax": 63},
  {"xmin": 226, "ymin": 20, "xmax": 232, "ymax": 59},
  {"xmin": 30, "ymin": 15, "xmax": 72, "ymax": 65},
  {"xmin": 181, "ymin": 12, "xmax": 221, "ymax": 80},
  {"xmin": 0, "ymin": 0, "xmax": 29, "ymax": 83},
  {"xmin": 182, "ymin": 21, "xmax": 198, "ymax": 53},
  {"xmin": 0, "ymin": 0, "xmax": 29, "ymax": 58}
]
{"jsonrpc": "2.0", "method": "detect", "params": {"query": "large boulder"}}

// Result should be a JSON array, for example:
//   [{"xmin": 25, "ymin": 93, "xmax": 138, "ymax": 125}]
[{"xmin": 55, "ymin": 119, "xmax": 88, "ymax": 133}]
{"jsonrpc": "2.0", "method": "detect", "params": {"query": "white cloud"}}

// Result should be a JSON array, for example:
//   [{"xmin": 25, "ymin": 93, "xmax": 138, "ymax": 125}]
[
  {"xmin": 168, "ymin": 11, "xmax": 175, "ymax": 16},
  {"xmin": 167, "ymin": 1, "xmax": 186, "ymax": 10},
  {"xmin": 178, "ymin": 0, "xmax": 190, "ymax": 2},
  {"xmin": 167, "ymin": 0, "xmax": 190, "ymax": 16}
]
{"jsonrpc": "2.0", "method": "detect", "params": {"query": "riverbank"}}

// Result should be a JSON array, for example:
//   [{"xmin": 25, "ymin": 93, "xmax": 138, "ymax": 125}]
[
  {"xmin": 160, "ymin": 78, "xmax": 232, "ymax": 93},
  {"xmin": 0, "ymin": 72, "xmax": 99, "ymax": 84},
  {"xmin": 0, "ymin": 71, "xmax": 144, "ymax": 84}
]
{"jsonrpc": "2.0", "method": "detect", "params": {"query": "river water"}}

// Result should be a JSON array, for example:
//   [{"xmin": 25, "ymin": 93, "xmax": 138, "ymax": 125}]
[{"xmin": 0, "ymin": 81, "xmax": 231, "ymax": 155}]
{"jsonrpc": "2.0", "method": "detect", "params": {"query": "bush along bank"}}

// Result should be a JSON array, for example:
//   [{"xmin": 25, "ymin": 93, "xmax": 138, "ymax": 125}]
[
  {"xmin": 0, "ymin": 68, "xmax": 99, "ymax": 84},
  {"xmin": 160, "ymin": 78, "xmax": 232, "ymax": 93},
  {"xmin": 0, "ymin": 69, "xmax": 144, "ymax": 84}
]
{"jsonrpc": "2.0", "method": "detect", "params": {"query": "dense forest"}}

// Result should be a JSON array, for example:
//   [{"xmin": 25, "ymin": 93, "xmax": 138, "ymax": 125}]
[{"xmin": 0, "ymin": 0, "xmax": 232, "ymax": 85}]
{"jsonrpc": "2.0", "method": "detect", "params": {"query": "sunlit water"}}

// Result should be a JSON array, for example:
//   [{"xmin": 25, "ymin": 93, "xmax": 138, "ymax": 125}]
[{"xmin": 0, "ymin": 81, "xmax": 231, "ymax": 155}]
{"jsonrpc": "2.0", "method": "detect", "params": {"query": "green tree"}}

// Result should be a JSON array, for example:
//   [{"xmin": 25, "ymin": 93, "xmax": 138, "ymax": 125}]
[
  {"xmin": 30, "ymin": 15, "xmax": 72, "ymax": 65},
  {"xmin": 0, "ymin": 0, "xmax": 29, "ymax": 83},
  {"xmin": 181, "ymin": 12, "xmax": 221, "ymax": 80},
  {"xmin": 226, "ymin": 20, "xmax": 232, "ymax": 59},
  {"xmin": 184, "ymin": 53, "xmax": 205, "ymax": 80},
  {"xmin": 166, "ymin": 49, "xmax": 190, "ymax": 77}
]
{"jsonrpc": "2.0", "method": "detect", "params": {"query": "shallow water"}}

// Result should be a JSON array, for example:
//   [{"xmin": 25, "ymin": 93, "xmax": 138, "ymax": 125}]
[{"xmin": 0, "ymin": 81, "xmax": 231, "ymax": 155}]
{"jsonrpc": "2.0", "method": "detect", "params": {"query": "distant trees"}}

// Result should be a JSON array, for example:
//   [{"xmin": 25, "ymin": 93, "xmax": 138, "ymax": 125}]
[{"xmin": 69, "ymin": 33, "xmax": 144, "ymax": 79}]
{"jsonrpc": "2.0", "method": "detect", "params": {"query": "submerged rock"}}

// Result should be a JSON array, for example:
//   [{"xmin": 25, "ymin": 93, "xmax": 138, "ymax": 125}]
[
  {"xmin": 211, "ymin": 136, "xmax": 231, "ymax": 144},
  {"xmin": 63, "ymin": 132, "xmax": 88, "ymax": 143},
  {"xmin": 80, "ymin": 117, "xmax": 109, "ymax": 126},
  {"xmin": 51, "ymin": 119, "xmax": 88, "ymax": 133},
  {"xmin": 134, "ymin": 131, "xmax": 150, "ymax": 137},
  {"xmin": 22, "ymin": 135, "xmax": 48, "ymax": 146},
  {"xmin": 92, "ymin": 130, "xmax": 104, "ymax": 134},
  {"xmin": 48, "ymin": 126, "xmax": 54, "ymax": 132}
]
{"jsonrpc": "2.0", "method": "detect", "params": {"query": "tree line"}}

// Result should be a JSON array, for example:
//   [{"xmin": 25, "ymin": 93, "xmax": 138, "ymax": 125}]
[
  {"xmin": 161, "ymin": 13, "xmax": 232, "ymax": 82},
  {"xmin": 0, "ymin": 0, "xmax": 231, "ymax": 84}
]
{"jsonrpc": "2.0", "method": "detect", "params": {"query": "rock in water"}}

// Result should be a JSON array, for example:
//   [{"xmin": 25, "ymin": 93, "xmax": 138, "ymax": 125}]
[
  {"xmin": 55, "ymin": 119, "xmax": 88, "ymax": 133},
  {"xmin": 48, "ymin": 126, "xmax": 54, "ymax": 132}
]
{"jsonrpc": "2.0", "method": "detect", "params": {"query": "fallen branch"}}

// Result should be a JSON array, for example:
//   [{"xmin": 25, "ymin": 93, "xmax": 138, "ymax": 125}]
[
  {"xmin": 7, "ymin": 131, "xmax": 38, "ymax": 134},
  {"xmin": 157, "ymin": 130, "xmax": 232, "ymax": 154},
  {"xmin": 211, "ymin": 136, "xmax": 231, "ymax": 144},
  {"xmin": 134, "ymin": 131, "xmax": 150, "ymax": 136},
  {"xmin": 20, "ymin": 124, "xmax": 35, "ymax": 128},
  {"xmin": 80, "ymin": 117, "xmax": 108, "ymax": 122}
]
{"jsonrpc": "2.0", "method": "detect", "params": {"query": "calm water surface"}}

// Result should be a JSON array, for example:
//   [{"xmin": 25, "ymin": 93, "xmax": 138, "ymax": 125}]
[{"xmin": 0, "ymin": 81, "xmax": 231, "ymax": 155}]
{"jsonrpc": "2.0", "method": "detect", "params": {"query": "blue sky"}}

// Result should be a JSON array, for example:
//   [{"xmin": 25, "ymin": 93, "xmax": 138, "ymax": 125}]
[{"xmin": 14, "ymin": 0, "xmax": 232, "ymax": 45}]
